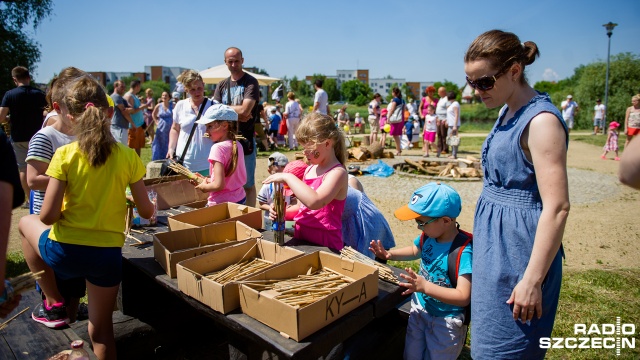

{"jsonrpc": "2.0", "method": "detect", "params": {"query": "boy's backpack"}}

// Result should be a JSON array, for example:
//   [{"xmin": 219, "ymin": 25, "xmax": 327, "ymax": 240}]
[{"xmin": 419, "ymin": 227, "xmax": 472, "ymax": 325}]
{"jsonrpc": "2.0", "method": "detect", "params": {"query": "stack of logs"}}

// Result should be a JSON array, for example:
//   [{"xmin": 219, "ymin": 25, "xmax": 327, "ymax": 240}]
[
  {"xmin": 347, "ymin": 141, "xmax": 394, "ymax": 161},
  {"xmin": 393, "ymin": 156, "xmax": 482, "ymax": 179}
]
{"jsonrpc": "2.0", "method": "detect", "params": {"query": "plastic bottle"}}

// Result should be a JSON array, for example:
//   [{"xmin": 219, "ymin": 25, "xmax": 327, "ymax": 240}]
[{"xmin": 68, "ymin": 340, "xmax": 90, "ymax": 360}]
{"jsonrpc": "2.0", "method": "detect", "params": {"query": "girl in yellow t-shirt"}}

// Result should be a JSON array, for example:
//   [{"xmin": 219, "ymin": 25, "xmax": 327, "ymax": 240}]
[{"xmin": 20, "ymin": 75, "xmax": 154, "ymax": 360}]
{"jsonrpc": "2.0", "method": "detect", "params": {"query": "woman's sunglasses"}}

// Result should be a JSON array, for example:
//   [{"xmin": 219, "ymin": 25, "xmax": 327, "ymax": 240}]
[{"xmin": 466, "ymin": 68, "xmax": 508, "ymax": 91}]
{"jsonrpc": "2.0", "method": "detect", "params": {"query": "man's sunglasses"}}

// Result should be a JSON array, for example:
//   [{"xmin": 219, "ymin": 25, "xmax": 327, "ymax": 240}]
[{"xmin": 466, "ymin": 68, "xmax": 508, "ymax": 91}]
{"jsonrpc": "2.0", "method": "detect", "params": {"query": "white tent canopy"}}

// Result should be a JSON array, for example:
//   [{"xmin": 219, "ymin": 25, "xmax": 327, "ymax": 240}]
[{"xmin": 199, "ymin": 65, "xmax": 280, "ymax": 86}]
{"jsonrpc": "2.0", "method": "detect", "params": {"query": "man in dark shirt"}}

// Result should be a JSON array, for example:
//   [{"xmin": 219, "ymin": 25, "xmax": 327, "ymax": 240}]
[
  {"xmin": 213, "ymin": 47, "xmax": 260, "ymax": 207},
  {"xmin": 0, "ymin": 127, "xmax": 24, "ymax": 317},
  {"xmin": 0, "ymin": 66, "xmax": 47, "ymax": 208}
]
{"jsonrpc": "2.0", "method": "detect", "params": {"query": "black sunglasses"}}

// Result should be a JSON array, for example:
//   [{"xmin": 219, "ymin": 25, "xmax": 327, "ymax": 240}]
[{"xmin": 466, "ymin": 68, "xmax": 508, "ymax": 91}]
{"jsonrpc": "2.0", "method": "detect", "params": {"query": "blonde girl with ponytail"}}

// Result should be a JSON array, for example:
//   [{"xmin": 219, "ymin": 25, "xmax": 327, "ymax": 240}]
[
  {"xmin": 20, "ymin": 74, "xmax": 154, "ymax": 360},
  {"xmin": 193, "ymin": 104, "xmax": 247, "ymax": 206}
]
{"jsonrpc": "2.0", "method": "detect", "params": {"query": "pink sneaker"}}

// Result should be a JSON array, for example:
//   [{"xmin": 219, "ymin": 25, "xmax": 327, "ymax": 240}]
[
  {"xmin": 614, "ymin": 157, "xmax": 620, "ymax": 161},
  {"xmin": 601, "ymin": 155, "xmax": 606, "ymax": 159}
]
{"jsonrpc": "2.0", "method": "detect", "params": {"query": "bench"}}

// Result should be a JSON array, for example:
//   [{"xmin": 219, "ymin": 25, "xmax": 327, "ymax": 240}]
[{"xmin": 0, "ymin": 290, "xmax": 96, "ymax": 359}]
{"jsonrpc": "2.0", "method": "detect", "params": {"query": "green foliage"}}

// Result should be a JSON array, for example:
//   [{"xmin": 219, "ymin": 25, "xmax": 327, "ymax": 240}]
[
  {"xmin": 354, "ymin": 94, "xmax": 368, "ymax": 106},
  {"xmin": 324, "ymin": 78, "xmax": 340, "ymax": 102},
  {"xmin": 534, "ymin": 53, "xmax": 640, "ymax": 130},
  {"xmin": 141, "ymin": 80, "xmax": 171, "ymax": 100},
  {"xmin": 0, "ymin": 0, "xmax": 53, "ymax": 97},
  {"xmin": 433, "ymin": 80, "xmax": 461, "ymax": 94},
  {"xmin": 341, "ymin": 79, "xmax": 371, "ymax": 103},
  {"xmin": 120, "ymin": 75, "xmax": 141, "ymax": 88},
  {"xmin": 460, "ymin": 103, "xmax": 501, "ymax": 122},
  {"xmin": 5, "ymin": 251, "xmax": 29, "ymax": 278}
]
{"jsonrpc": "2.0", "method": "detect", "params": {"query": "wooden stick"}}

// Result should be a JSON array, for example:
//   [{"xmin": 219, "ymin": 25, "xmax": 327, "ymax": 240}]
[{"xmin": 0, "ymin": 307, "xmax": 29, "ymax": 331}]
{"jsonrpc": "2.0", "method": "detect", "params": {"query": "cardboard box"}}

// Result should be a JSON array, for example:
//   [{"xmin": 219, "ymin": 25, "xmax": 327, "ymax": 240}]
[
  {"xmin": 154, "ymin": 221, "xmax": 262, "ymax": 278},
  {"xmin": 144, "ymin": 177, "xmax": 208, "ymax": 210},
  {"xmin": 176, "ymin": 239, "xmax": 304, "ymax": 314},
  {"xmin": 168, "ymin": 202, "xmax": 262, "ymax": 231},
  {"xmin": 239, "ymin": 251, "xmax": 378, "ymax": 341}
]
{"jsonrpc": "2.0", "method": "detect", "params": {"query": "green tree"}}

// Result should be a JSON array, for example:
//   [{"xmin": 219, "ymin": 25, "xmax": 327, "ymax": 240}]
[
  {"xmin": 433, "ymin": 80, "xmax": 460, "ymax": 95},
  {"xmin": 141, "ymin": 81, "xmax": 170, "ymax": 100},
  {"xmin": 340, "ymin": 79, "xmax": 371, "ymax": 104},
  {"xmin": 324, "ymin": 78, "xmax": 340, "ymax": 102},
  {"xmin": 573, "ymin": 53, "xmax": 640, "ymax": 129},
  {"xmin": 0, "ymin": 0, "xmax": 54, "ymax": 97}
]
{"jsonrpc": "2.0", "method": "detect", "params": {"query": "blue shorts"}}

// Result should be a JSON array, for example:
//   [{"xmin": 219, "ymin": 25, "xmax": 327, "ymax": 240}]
[
  {"xmin": 244, "ymin": 139, "xmax": 257, "ymax": 188},
  {"xmin": 38, "ymin": 229, "xmax": 122, "ymax": 287}
]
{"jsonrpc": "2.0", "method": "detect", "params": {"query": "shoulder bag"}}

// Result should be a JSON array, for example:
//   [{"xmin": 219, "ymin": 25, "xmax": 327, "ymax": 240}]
[
  {"xmin": 388, "ymin": 100, "xmax": 405, "ymax": 124},
  {"xmin": 160, "ymin": 99, "xmax": 207, "ymax": 176}
]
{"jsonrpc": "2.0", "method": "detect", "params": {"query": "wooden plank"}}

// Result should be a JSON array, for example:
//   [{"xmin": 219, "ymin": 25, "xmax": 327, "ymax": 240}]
[{"xmin": 0, "ymin": 336, "xmax": 15, "ymax": 359}]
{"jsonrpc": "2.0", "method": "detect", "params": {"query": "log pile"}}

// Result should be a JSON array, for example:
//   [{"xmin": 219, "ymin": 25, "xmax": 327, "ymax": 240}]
[
  {"xmin": 347, "ymin": 141, "xmax": 396, "ymax": 161},
  {"xmin": 393, "ymin": 156, "xmax": 482, "ymax": 179}
]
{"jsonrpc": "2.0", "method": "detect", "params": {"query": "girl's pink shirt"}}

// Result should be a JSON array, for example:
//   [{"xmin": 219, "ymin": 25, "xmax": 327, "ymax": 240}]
[
  {"xmin": 207, "ymin": 140, "xmax": 246, "ymax": 205},
  {"xmin": 293, "ymin": 164, "xmax": 346, "ymax": 250}
]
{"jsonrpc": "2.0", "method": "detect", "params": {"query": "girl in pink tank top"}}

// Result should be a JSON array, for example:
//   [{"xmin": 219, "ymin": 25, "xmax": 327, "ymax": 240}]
[{"xmin": 263, "ymin": 113, "xmax": 348, "ymax": 251}]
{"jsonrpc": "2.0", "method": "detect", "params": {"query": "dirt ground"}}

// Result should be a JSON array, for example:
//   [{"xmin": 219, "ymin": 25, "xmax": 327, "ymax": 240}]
[{"xmin": 7, "ymin": 139, "xmax": 638, "ymax": 270}]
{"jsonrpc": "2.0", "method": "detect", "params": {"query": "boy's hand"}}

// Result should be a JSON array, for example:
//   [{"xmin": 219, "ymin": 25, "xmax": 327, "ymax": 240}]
[
  {"xmin": 399, "ymin": 268, "xmax": 427, "ymax": 296},
  {"xmin": 369, "ymin": 240, "xmax": 390, "ymax": 260},
  {"xmin": 268, "ymin": 204, "xmax": 277, "ymax": 221}
]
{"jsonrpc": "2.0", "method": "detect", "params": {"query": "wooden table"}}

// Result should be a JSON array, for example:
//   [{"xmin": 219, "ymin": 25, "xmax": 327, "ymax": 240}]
[{"xmin": 120, "ymin": 206, "xmax": 408, "ymax": 359}]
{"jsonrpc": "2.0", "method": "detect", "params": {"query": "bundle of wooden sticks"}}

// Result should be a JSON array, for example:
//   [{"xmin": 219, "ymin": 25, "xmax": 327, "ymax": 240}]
[
  {"xmin": 166, "ymin": 160, "xmax": 203, "ymax": 184},
  {"xmin": 7, "ymin": 270, "xmax": 44, "ymax": 295},
  {"xmin": 205, "ymin": 258, "xmax": 273, "ymax": 285},
  {"xmin": 340, "ymin": 246, "xmax": 399, "ymax": 284},
  {"xmin": 241, "ymin": 268, "xmax": 353, "ymax": 308}
]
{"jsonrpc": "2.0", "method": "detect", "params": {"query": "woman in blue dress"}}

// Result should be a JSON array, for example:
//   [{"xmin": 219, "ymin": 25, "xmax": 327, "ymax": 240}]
[
  {"xmin": 151, "ymin": 91, "xmax": 173, "ymax": 160},
  {"xmin": 341, "ymin": 175, "xmax": 395, "ymax": 258},
  {"xmin": 464, "ymin": 30, "xmax": 569, "ymax": 359}
]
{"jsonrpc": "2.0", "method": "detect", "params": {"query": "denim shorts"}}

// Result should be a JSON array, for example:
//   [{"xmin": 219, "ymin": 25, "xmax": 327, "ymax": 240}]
[
  {"xmin": 38, "ymin": 229, "xmax": 122, "ymax": 287},
  {"xmin": 244, "ymin": 139, "xmax": 257, "ymax": 188}
]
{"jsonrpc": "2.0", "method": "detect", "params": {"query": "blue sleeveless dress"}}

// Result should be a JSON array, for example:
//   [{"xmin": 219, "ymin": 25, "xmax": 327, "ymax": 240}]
[
  {"xmin": 471, "ymin": 92, "xmax": 567, "ymax": 359},
  {"xmin": 341, "ymin": 186, "xmax": 395, "ymax": 258},
  {"xmin": 152, "ymin": 103, "xmax": 173, "ymax": 161}
]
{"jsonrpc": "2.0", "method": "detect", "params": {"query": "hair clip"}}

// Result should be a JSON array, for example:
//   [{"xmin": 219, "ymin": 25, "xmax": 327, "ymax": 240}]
[{"xmin": 85, "ymin": 102, "xmax": 95, "ymax": 109}]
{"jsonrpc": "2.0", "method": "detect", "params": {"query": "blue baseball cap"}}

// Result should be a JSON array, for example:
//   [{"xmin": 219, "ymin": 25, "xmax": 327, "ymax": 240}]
[
  {"xmin": 196, "ymin": 104, "xmax": 238, "ymax": 124},
  {"xmin": 394, "ymin": 182, "xmax": 461, "ymax": 220}
]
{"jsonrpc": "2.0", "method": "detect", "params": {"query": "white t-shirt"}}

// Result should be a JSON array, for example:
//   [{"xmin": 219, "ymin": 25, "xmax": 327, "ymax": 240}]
[
  {"xmin": 284, "ymin": 100, "xmax": 301, "ymax": 119},
  {"xmin": 425, "ymin": 114, "xmax": 437, "ymax": 132},
  {"xmin": 314, "ymin": 89, "xmax": 329, "ymax": 115},
  {"xmin": 561, "ymin": 100, "xmax": 578, "ymax": 119},
  {"xmin": 594, "ymin": 104, "xmax": 605, "ymax": 119},
  {"xmin": 173, "ymin": 99, "xmax": 214, "ymax": 172},
  {"xmin": 446, "ymin": 101, "xmax": 461, "ymax": 127},
  {"xmin": 436, "ymin": 96, "xmax": 448, "ymax": 119}
]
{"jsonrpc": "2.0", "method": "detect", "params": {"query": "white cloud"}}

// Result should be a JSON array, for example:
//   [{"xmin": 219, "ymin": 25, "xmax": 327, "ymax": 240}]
[{"xmin": 542, "ymin": 68, "xmax": 559, "ymax": 82}]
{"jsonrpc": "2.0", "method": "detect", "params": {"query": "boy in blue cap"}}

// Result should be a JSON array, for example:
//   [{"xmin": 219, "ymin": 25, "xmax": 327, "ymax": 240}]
[{"xmin": 370, "ymin": 182, "xmax": 472, "ymax": 360}]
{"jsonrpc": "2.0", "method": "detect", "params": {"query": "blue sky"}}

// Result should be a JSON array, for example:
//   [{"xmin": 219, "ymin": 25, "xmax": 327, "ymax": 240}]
[{"xmin": 28, "ymin": 0, "xmax": 639, "ymax": 87}]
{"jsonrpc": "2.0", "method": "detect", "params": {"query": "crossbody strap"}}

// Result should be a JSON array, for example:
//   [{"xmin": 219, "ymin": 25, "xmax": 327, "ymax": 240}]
[{"xmin": 178, "ymin": 99, "xmax": 207, "ymax": 163}]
